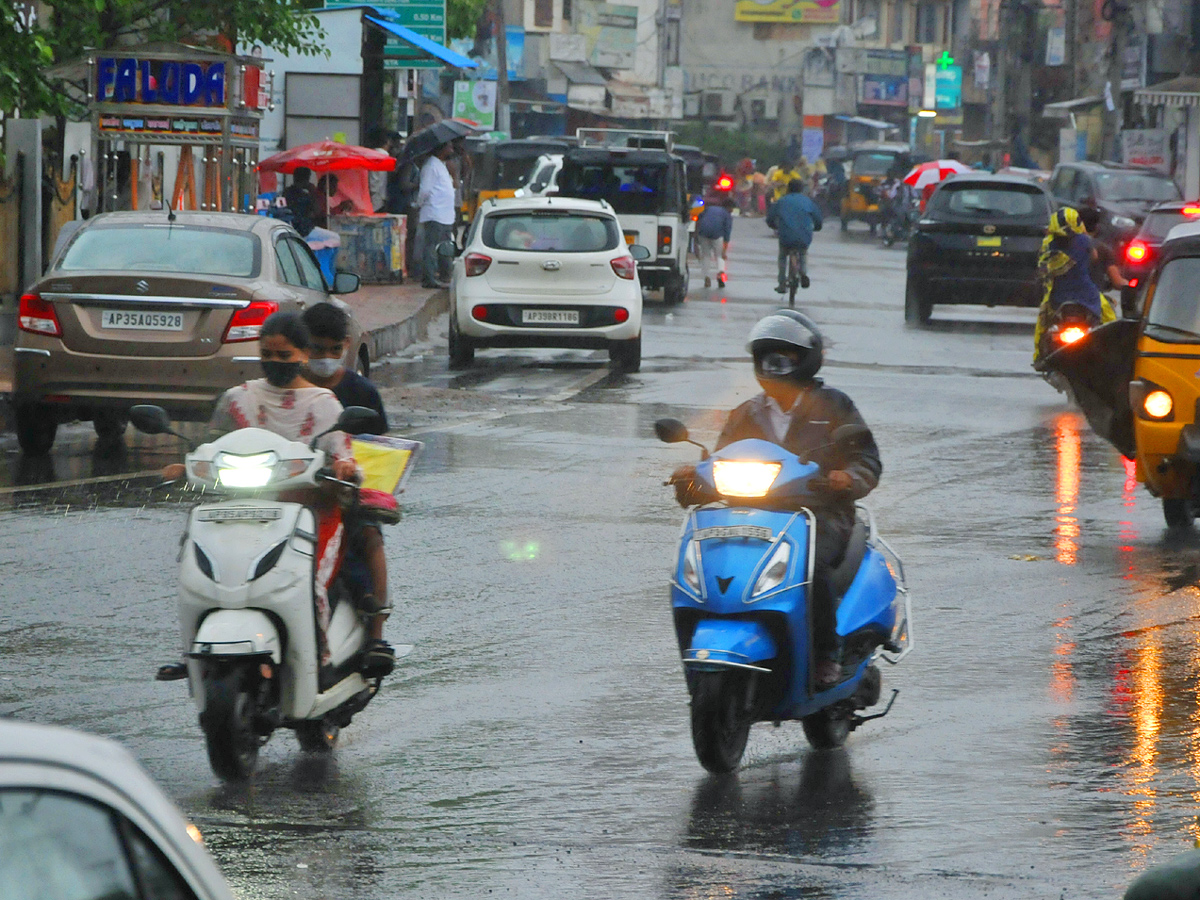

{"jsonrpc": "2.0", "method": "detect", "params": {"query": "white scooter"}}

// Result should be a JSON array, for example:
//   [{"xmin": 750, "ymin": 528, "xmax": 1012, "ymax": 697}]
[{"xmin": 131, "ymin": 404, "xmax": 401, "ymax": 780}]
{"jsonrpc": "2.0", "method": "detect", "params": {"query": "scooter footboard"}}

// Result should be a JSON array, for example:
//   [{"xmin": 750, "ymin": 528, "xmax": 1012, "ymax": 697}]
[
  {"xmin": 190, "ymin": 609, "xmax": 282, "ymax": 663},
  {"xmin": 684, "ymin": 619, "xmax": 777, "ymax": 673}
]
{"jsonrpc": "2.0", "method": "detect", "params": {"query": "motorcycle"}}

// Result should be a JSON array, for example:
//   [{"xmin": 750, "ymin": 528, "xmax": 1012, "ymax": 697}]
[
  {"xmin": 1034, "ymin": 301, "xmax": 1099, "ymax": 394},
  {"xmin": 130, "ymin": 404, "xmax": 404, "ymax": 780},
  {"xmin": 656, "ymin": 418, "xmax": 912, "ymax": 773},
  {"xmin": 881, "ymin": 187, "xmax": 919, "ymax": 247}
]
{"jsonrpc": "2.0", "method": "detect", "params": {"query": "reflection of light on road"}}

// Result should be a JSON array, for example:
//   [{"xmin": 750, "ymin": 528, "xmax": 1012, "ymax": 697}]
[
  {"xmin": 1054, "ymin": 414, "xmax": 1081, "ymax": 565},
  {"xmin": 1120, "ymin": 457, "xmax": 1140, "ymax": 567},
  {"xmin": 500, "ymin": 540, "xmax": 540, "ymax": 561},
  {"xmin": 1122, "ymin": 637, "xmax": 1164, "ymax": 857},
  {"xmin": 1050, "ymin": 616, "xmax": 1075, "ymax": 703}
]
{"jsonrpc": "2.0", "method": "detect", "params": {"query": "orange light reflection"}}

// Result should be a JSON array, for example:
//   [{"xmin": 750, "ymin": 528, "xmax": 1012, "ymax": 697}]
[{"xmin": 1054, "ymin": 414, "xmax": 1081, "ymax": 565}]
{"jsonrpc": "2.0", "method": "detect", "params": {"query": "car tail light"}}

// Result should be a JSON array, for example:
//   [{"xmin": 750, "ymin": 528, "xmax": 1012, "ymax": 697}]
[
  {"xmin": 613, "ymin": 307, "xmax": 630, "ymax": 324},
  {"xmin": 715, "ymin": 174, "xmax": 734, "ymax": 191},
  {"xmin": 471, "ymin": 305, "xmax": 488, "ymax": 321},
  {"xmin": 658, "ymin": 226, "xmax": 672, "ymax": 255},
  {"xmin": 1129, "ymin": 277, "xmax": 1139, "ymax": 287},
  {"xmin": 19, "ymin": 292, "xmax": 61, "ymax": 337},
  {"xmin": 222, "ymin": 300, "xmax": 278, "ymax": 343},
  {"xmin": 611, "ymin": 256, "xmax": 636, "ymax": 280},
  {"xmin": 464, "ymin": 253, "xmax": 492, "ymax": 277},
  {"xmin": 1183, "ymin": 205, "xmax": 1200, "ymax": 216},
  {"xmin": 1125, "ymin": 240, "xmax": 1149, "ymax": 263}
]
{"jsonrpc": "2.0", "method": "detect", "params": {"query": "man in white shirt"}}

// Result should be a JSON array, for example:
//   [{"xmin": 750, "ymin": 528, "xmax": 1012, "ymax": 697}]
[{"xmin": 416, "ymin": 143, "xmax": 457, "ymax": 288}]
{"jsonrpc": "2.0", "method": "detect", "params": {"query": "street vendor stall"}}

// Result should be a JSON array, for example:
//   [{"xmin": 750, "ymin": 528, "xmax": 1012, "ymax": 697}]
[
  {"xmin": 51, "ymin": 43, "xmax": 269, "ymax": 215},
  {"xmin": 259, "ymin": 139, "xmax": 405, "ymax": 284}
]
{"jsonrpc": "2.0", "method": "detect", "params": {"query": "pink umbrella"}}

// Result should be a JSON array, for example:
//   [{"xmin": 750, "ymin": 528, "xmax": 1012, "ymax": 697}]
[
  {"xmin": 903, "ymin": 159, "xmax": 972, "ymax": 191},
  {"xmin": 258, "ymin": 140, "xmax": 396, "ymax": 174}
]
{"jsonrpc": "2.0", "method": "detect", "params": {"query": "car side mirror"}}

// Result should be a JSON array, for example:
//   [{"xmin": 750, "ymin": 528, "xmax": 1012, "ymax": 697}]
[
  {"xmin": 655, "ymin": 418, "xmax": 689, "ymax": 443},
  {"xmin": 436, "ymin": 240, "xmax": 459, "ymax": 260},
  {"xmin": 331, "ymin": 271, "xmax": 360, "ymax": 294},
  {"xmin": 337, "ymin": 405, "xmax": 380, "ymax": 434},
  {"xmin": 129, "ymin": 404, "xmax": 172, "ymax": 435},
  {"xmin": 629, "ymin": 244, "xmax": 652, "ymax": 261}
]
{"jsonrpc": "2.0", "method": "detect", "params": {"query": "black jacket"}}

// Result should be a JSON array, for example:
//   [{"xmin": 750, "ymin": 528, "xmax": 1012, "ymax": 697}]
[{"xmin": 715, "ymin": 381, "xmax": 881, "ymax": 521}]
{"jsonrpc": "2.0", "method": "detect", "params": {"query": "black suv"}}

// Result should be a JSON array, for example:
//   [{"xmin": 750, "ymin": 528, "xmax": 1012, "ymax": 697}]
[
  {"xmin": 905, "ymin": 174, "xmax": 1053, "ymax": 325},
  {"xmin": 1048, "ymin": 161, "xmax": 1181, "ymax": 250}
]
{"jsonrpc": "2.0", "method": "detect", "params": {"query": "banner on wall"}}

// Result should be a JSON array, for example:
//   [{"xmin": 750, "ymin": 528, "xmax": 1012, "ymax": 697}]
[{"xmin": 734, "ymin": 0, "xmax": 841, "ymax": 25}]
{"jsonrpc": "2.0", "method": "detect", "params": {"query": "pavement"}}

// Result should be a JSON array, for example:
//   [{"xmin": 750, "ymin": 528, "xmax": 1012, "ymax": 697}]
[{"xmin": 0, "ymin": 281, "xmax": 447, "ymax": 429}]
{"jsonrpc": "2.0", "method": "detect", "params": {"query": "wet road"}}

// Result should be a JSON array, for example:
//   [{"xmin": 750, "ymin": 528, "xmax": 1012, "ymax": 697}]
[{"xmin": 3, "ymin": 218, "xmax": 1200, "ymax": 898}]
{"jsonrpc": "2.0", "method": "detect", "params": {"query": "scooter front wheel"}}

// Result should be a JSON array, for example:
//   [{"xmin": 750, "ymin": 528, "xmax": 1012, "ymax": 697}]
[
  {"xmin": 201, "ymin": 669, "xmax": 263, "ymax": 781},
  {"xmin": 690, "ymin": 670, "xmax": 752, "ymax": 773},
  {"xmin": 294, "ymin": 718, "xmax": 340, "ymax": 753},
  {"xmin": 801, "ymin": 707, "xmax": 851, "ymax": 750}
]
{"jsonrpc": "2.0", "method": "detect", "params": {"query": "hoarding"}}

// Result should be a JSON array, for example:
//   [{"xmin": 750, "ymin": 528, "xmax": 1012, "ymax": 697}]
[
  {"xmin": 735, "ymin": 0, "xmax": 841, "ymax": 24},
  {"xmin": 453, "ymin": 80, "xmax": 496, "ymax": 130},
  {"xmin": 576, "ymin": 1, "xmax": 638, "ymax": 69}
]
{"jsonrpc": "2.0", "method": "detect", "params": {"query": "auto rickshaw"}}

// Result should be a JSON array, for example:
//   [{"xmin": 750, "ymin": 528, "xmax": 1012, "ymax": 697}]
[
  {"xmin": 840, "ymin": 141, "xmax": 913, "ymax": 232},
  {"xmin": 463, "ymin": 137, "xmax": 573, "ymax": 221},
  {"xmin": 1042, "ymin": 220, "xmax": 1200, "ymax": 530}
]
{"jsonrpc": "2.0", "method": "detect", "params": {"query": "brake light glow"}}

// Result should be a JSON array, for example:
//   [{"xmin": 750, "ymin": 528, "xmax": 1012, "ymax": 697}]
[
  {"xmin": 18, "ymin": 292, "xmax": 61, "ymax": 337},
  {"xmin": 610, "ymin": 256, "xmax": 637, "ymax": 280},
  {"xmin": 222, "ymin": 300, "xmax": 278, "ymax": 343},
  {"xmin": 1125, "ymin": 240, "xmax": 1148, "ymax": 263},
  {"xmin": 658, "ymin": 226, "xmax": 672, "ymax": 255},
  {"xmin": 1129, "ymin": 277, "xmax": 1139, "ymax": 287},
  {"xmin": 1058, "ymin": 326, "xmax": 1087, "ymax": 344},
  {"xmin": 1183, "ymin": 205, "xmax": 1200, "ymax": 216},
  {"xmin": 464, "ymin": 253, "xmax": 492, "ymax": 277},
  {"xmin": 715, "ymin": 174, "xmax": 734, "ymax": 191}
]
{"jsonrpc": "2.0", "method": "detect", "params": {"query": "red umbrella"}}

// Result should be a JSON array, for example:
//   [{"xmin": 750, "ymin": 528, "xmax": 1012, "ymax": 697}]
[
  {"xmin": 902, "ymin": 158, "xmax": 971, "ymax": 191},
  {"xmin": 258, "ymin": 140, "xmax": 396, "ymax": 174}
]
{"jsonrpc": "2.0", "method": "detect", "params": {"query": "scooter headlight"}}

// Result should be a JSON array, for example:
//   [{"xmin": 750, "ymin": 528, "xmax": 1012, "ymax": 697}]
[
  {"xmin": 712, "ymin": 461, "xmax": 782, "ymax": 498},
  {"xmin": 214, "ymin": 451, "xmax": 279, "ymax": 489},
  {"xmin": 682, "ymin": 540, "xmax": 702, "ymax": 594},
  {"xmin": 751, "ymin": 540, "xmax": 792, "ymax": 598}
]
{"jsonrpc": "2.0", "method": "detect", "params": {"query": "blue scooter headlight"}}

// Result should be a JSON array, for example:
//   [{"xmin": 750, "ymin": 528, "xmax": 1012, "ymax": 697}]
[{"xmin": 751, "ymin": 540, "xmax": 791, "ymax": 598}]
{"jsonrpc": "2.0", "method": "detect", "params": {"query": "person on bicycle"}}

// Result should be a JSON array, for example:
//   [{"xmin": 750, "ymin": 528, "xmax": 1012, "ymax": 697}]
[
  {"xmin": 670, "ymin": 310, "xmax": 881, "ymax": 686},
  {"xmin": 767, "ymin": 179, "xmax": 823, "ymax": 293}
]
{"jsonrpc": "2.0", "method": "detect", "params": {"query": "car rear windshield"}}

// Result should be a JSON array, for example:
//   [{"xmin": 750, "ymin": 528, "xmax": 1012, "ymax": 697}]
[
  {"xmin": 926, "ymin": 184, "xmax": 1050, "ymax": 221},
  {"xmin": 1094, "ymin": 172, "xmax": 1181, "ymax": 203},
  {"xmin": 558, "ymin": 163, "xmax": 677, "ymax": 215},
  {"xmin": 853, "ymin": 153, "xmax": 900, "ymax": 176},
  {"xmin": 1146, "ymin": 256, "xmax": 1200, "ymax": 340},
  {"xmin": 58, "ymin": 225, "xmax": 259, "ymax": 277},
  {"xmin": 1140, "ymin": 211, "xmax": 1193, "ymax": 241},
  {"xmin": 482, "ymin": 212, "xmax": 619, "ymax": 252}
]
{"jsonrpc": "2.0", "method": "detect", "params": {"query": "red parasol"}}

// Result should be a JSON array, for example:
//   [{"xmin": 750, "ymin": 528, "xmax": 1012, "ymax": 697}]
[{"xmin": 258, "ymin": 140, "xmax": 396, "ymax": 174}]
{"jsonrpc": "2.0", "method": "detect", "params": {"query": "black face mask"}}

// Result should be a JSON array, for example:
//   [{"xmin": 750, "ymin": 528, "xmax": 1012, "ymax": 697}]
[{"xmin": 261, "ymin": 360, "xmax": 302, "ymax": 388}]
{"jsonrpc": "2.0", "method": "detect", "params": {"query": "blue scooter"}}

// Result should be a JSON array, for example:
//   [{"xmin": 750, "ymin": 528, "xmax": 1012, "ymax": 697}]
[{"xmin": 656, "ymin": 418, "xmax": 913, "ymax": 772}]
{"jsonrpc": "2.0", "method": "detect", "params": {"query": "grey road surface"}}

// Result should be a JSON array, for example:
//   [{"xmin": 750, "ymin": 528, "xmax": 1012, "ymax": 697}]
[{"xmin": 2, "ymin": 218, "xmax": 1198, "ymax": 899}]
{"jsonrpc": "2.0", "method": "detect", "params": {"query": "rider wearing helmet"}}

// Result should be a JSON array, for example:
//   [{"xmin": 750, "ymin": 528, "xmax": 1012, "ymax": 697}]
[{"xmin": 672, "ymin": 310, "xmax": 882, "ymax": 685}]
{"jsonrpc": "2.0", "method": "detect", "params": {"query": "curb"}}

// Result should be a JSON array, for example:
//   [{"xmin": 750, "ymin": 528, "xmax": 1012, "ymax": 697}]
[{"xmin": 365, "ymin": 289, "xmax": 448, "ymax": 361}]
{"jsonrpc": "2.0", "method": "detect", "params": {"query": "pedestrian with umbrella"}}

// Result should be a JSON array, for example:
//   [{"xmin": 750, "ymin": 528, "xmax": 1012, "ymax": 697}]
[
  {"xmin": 903, "ymin": 157, "xmax": 972, "ymax": 211},
  {"xmin": 401, "ymin": 119, "xmax": 475, "ymax": 288}
]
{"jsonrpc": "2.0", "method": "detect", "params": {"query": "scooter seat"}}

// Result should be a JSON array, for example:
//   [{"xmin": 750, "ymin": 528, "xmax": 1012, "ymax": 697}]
[{"xmin": 828, "ymin": 516, "xmax": 869, "ymax": 599}]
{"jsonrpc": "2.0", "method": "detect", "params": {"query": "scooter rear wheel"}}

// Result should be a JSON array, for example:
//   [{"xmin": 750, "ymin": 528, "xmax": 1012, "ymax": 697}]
[
  {"xmin": 1163, "ymin": 497, "xmax": 1196, "ymax": 531},
  {"xmin": 690, "ymin": 671, "xmax": 752, "ymax": 773},
  {"xmin": 201, "ymin": 669, "xmax": 262, "ymax": 781},
  {"xmin": 294, "ymin": 718, "xmax": 341, "ymax": 753},
  {"xmin": 801, "ymin": 707, "xmax": 852, "ymax": 750}
]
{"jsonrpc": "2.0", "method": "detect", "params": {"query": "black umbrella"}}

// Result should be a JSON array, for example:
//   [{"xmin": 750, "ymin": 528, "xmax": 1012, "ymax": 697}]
[{"xmin": 400, "ymin": 118, "xmax": 476, "ymax": 164}]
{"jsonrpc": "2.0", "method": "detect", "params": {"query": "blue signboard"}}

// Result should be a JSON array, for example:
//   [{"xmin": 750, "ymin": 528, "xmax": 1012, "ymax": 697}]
[
  {"xmin": 935, "ymin": 65, "xmax": 961, "ymax": 109},
  {"xmin": 96, "ymin": 57, "xmax": 225, "ymax": 107}
]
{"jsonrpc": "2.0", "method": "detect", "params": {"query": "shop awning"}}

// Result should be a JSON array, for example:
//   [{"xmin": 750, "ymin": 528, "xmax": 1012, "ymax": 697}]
[
  {"xmin": 835, "ymin": 115, "xmax": 898, "ymax": 131},
  {"xmin": 365, "ymin": 16, "xmax": 478, "ymax": 68},
  {"xmin": 1136, "ymin": 76, "xmax": 1200, "ymax": 106},
  {"xmin": 553, "ymin": 60, "xmax": 606, "ymax": 86},
  {"xmin": 1041, "ymin": 96, "xmax": 1102, "ymax": 119}
]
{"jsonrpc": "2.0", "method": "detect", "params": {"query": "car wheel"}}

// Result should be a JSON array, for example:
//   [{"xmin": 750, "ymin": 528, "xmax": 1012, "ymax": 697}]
[
  {"xmin": 904, "ymin": 277, "xmax": 932, "ymax": 326},
  {"xmin": 840, "ymin": 216, "xmax": 849, "ymax": 232},
  {"xmin": 448, "ymin": 316, "xmax": 475, "ymax": 369},
  {"xmin": 1163, "ymin": 498, "xmax": 1195, "ymax": 531},
  {"xmin": 14, "ymin": 403, "xmax": 58, "ymax": 455},
  {"xmin": 663, "ymin": 273, "xmax": 686, "ymax": 306},
  {"xmin": 609, "ymin": 333, "xmax": 642, "ymax": 373}
]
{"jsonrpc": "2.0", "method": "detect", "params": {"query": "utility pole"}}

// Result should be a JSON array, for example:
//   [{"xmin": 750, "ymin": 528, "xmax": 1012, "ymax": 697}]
[
  {"xmin": 494, "ymin": 0, "xmax": 510, "ymax": 134},
  {"xmin": 1100, "ymin": 0, "xmax": 1131, "ymax": 161}
]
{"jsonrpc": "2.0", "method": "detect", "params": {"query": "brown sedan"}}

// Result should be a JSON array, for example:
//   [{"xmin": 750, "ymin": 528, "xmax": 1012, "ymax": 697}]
[{"xmin": 13, "ymin": 211, "xmax": 368, "ymax": 454}]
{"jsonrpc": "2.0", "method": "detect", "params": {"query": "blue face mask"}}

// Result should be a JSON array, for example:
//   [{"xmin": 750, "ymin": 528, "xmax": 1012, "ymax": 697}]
[{"xmin": 306, "ymin": 357, "xmax": 342, "ymax": 378}]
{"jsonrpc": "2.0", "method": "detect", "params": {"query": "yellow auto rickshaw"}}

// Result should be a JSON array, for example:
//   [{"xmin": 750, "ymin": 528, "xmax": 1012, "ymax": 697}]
[
  {"xmin": 1044, "ymin": 221, "xmax": 1200, "ymax": 529},
  {"xmin": 463, "ymin": 137, "xmax": 574, "ymax": 221},
  {"xmin": 839, "ymin": 141, "xmax": 913, "ymax": 232}
]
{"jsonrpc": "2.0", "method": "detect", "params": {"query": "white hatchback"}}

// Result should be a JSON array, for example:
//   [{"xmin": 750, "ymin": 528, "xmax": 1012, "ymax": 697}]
[{"xmin": 445, "ymin": 197, "xmax": 649, "ymax": 371}]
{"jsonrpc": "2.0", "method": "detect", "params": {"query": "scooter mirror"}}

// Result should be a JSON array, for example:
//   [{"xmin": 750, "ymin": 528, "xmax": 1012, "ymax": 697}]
[
  {"xmin": 129, "ymin": 404, "xmax": 172, "ymax": 435},
  {"xmin": 833, "ymin": 423, "xmax": 870, "ymax": 448},
  {"xmin": 655, "ymin": 418, "xmax": 690, "ymax": 443},
  {"xmin": 336, "ymin": 406, "xmax": 380, "ymax": 434}
]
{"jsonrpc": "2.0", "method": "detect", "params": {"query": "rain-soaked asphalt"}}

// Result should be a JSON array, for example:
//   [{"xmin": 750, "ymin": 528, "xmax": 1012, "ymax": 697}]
[{"xmin": 3, "ymin": 218, "xmax": 1200, "ymax": 898}]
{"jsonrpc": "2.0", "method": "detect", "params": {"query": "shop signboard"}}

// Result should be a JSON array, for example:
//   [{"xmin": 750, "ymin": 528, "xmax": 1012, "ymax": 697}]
[
  {"xmin": 1121, "ymin": 128, "xmax": 1169, "ymax": 172},
  {"xmin": 453, "ymin": 80, "xmax": 496, "ymax": 130},
  {"xmin": 734, "ymin": 0, "xmax": 840, "ymax": 24},
  {"xmin": 576, "ymin": 1, "xmax": 638, "ymax": 69},
  {"xmin": 326, "ymin": 0, "xmax": 447, "ymax": 70},
  {"xmin": 450, "ymin": 26, "xmax": 524, "ymax": 80},
  {"xmin": 935, "ymin": 65, "xmax": 961, "ymax": 108},
  {"xmin": 96, "ymin": 57, "xmax": 227, "ymax": 107}
]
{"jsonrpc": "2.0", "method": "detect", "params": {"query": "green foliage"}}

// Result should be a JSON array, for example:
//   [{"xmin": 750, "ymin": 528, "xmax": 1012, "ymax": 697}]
[
  {"xmin": 2, "ymin": 0, "xmax": 326, "ymax": 118},
  {"xmin": 675, "ymin": 122, "xmax": 789, "ymax": 173},
  {"xmin": 447, "ymin": 0, "xmax": 489, "ymax": 41}
]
